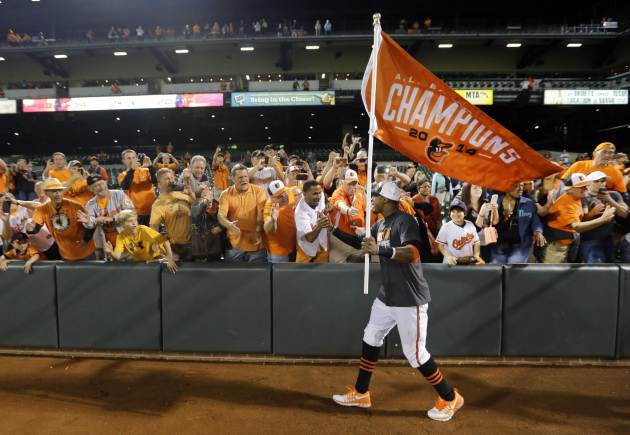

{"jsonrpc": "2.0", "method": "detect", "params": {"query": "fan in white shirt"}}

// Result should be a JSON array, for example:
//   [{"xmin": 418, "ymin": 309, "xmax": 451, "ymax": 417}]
[{"xmin": 436, "ymin": 199, "xmax": 481, "ymax": 265}]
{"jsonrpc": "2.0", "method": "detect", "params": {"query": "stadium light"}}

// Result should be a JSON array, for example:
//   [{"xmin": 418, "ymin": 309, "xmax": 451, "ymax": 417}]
[
  {"xmin": 54, "ymin": 54, "xmax": 68, "ymax": 59},
  {"xmin": 0, "ymin": 57, "xmax": 5, "ymax": 61},
  {"xmin": 306, "ymin": 45, "xmax": 320, "ymax": 50},
  {"xmin": 321, "ymin": 73, "xmax": 326, "ymax": 79},
  {"xmin": 506, "ymin": 43, "xmax": 522, "ymax": 48},
  {"xmin": 113, "ymin": 51, "xmax": 127, "ymax": 56},
  {"xmin": 175, "ymin": 49, "xmax": 189, "ymax": 54},
  {"xmin": 240, "ymin": 46, "xmax": 255, "ymax": 52},
  {"xmin": 438, "ymin": 43, "xmax": 453, "ymax": 48},
  {"xmin": 567, "ymin": 43, "xmax": 582, "ymax": 48},
  {"xmin": 245, "ymin": 74, "xmax": 250, "ymax": 80}
]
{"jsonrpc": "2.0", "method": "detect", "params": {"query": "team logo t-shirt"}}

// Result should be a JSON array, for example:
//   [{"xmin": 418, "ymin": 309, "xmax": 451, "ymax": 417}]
[{"xmin": 436, "ymin": 219, "xmax": 479, "ymax": 261}]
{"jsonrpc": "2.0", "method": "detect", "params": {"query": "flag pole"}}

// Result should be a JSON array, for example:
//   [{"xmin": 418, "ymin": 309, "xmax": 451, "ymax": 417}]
[{"xmin": 363, "ymin": 12, "xmax": 381, "ymax": 295}]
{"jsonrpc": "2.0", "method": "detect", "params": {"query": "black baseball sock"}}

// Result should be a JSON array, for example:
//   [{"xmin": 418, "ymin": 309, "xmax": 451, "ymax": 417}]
[
  {"xmin": 418, "ymin": 357, "xmax": 455, "ymax": 401},
  {"xmin": 355, "ymin": 341, "xmax": 380, "ymax": 393}
]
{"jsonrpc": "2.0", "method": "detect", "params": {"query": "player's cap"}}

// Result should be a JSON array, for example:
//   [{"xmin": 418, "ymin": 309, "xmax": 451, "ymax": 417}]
[
  {"xmin": 68, "ymin": 160, "xmax": 82, "ymax": 168},
  {"xmin": 585, "ymin": 171, "xmax": 607, "ymax": 182},
  {"xmin": 343, "ymin": 169, "xmax": 359, "ymax": 182},
  {"xmin": 88, "ymin": 155, "xmax": 98, "ymax": 162},
  {"xmin": 87, "ymin": 174, "xmax": 103, "ymax": 186},
  {"xmin": 449, "ymin": 199, "xmax": 467, "ymax": 213},
  {"xmin": 267, "ymin": 180, "xmax": 285, "ymax": 197},
  {"xmin": 565, "ymin": 173, "xmax": 592, "ymax": 188},
  {"xmin": 374, "ymin": 181, "xmax": 401, "ymax": 202},
  {"xmin": 41, "ymin": 178, "xmax": 65, "ymax": 191}
]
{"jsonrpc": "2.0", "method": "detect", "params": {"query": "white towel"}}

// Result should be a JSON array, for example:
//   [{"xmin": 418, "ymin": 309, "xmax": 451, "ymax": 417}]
[{"xmin": 294, "ymin": 195, "xmax": 328, "ymax": 258}]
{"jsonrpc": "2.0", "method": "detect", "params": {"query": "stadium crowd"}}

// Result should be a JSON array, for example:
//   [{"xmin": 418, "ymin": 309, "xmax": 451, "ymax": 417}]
[{"xmin": 1, "ymin": 136, "xmax": 629, "ymax": 273}]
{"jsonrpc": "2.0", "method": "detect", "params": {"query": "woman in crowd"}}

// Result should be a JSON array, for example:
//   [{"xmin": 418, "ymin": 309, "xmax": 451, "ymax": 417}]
[
  {"xmin": 491, "ymin": 183, "xmax": 546, "ymax": 264},
  {"xmin": 457, "ymin": 183, "xmax": 499, "ymax": 261}
]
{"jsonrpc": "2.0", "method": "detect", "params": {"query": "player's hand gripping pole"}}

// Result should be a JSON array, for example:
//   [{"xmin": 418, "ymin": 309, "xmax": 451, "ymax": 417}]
[{"xmin": 363, "ymin": 13, "xmax": 381, "ymax": 295}]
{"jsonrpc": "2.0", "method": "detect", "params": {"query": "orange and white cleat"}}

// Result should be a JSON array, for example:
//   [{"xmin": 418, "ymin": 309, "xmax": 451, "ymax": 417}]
[
  {"xmin": 427, "ymin": 389, "xmax": 464, "ymax": 421},
  {"xmin": 332, "ymin": 385, "xmax": 372, "ymax": 408}
]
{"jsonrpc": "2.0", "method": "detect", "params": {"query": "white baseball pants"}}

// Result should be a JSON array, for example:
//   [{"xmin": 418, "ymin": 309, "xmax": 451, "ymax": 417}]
[{"xmin": 362, "ymin": 297, "xmax": 430, "ymax": 368}]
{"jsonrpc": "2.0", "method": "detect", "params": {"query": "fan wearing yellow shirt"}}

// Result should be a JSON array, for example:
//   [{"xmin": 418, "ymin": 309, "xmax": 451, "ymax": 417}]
[{"xmin": 104, "ymin": 209, "xmax": 178, "ymax": 273}]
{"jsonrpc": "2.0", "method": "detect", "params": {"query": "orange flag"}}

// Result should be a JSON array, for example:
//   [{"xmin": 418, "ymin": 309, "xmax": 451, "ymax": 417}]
[{"xmin": 361, "ymin": 31, "xmax": 563, "ymax": 192}]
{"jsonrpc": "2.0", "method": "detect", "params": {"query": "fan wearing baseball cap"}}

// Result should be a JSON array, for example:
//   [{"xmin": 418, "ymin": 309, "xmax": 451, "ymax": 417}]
[
  {"xmin": 333, "ymin": 181, "xmax": 464, "ymax": 421},
  {"xmin": 329, "ymin": 169, "xmax": 367, "ymax": 263},
  {"xmin": 561, "ymin": 142, "xmax": 626, "ymax": 193},
  {"xmin": 29, "ymin": 178, "xmax": 96, "ymax": 261},
  {"xmin": 436, "ymin": 199, "xmax": 482, "ymax": 265},
  {"xmin": 578, "ymin": 171, "xmax": 629, "ymax": 262},
  {"xmin": 543, "ymin": 173, "xmax": 616, "ymax": 263},
  {"xmin": 262, "ymin": 180, "xmax": 297, "ymax": 263}
]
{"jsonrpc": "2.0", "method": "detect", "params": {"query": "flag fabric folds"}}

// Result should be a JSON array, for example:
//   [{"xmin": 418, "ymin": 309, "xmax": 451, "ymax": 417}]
[{"xmin": 361, "ymin": 31, "xmax": 563, "ymax": 192}]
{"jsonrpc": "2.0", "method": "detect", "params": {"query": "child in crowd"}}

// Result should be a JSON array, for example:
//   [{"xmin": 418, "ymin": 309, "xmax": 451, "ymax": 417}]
[
  {"xmin": 104, "ymin": 209, "xmax": 178, "ymax": 273},
  {"xmin": 0, "ymin": 232, "xmax": 46, "ymax": 274},
  {"xmin": 436, "ymin": 199, "xmax": 483, "ymax": 265}
]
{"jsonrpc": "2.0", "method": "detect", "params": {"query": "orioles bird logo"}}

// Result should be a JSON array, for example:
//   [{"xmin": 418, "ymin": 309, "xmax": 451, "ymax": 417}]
[{"xmin": 426, "ymin": 138, "xmax": 453, "ymax": 164}]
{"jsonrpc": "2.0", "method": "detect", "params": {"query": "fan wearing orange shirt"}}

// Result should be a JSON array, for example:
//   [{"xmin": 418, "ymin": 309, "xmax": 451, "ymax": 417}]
[
  {"xmin": 153, "ymin": 152, "xmax": 180, "ymax": 171},
  {"xmin": 218, "ymin": 164, "xmax": 267, "ymax": 262},
  {"xmin": 263, "ymin": 180, "xmax": 297, "ymax": 263},
  {"xmin": 0, "ymin": 232, "xmax": 45, "ymax": 274},
  {"xmin": 118, "ymin": 149, "xmax": 157, "ymax": 225},
  {"xmin": 29, "ymin": 178, "xmax": 96, "ymax": 261},
  {"xmin": 543, "ymin": 173, "xmax": 616, "ymax": 263},
  {"xmin": 562, "ymin": 142, "xmax": 626, "ymax": 193},
  {"xmin": 0, "ymin": 158, "xmax": 8, "ymax": 193},
  {"xmin": 63, "ymin": 160, "xmax": 94, "ymax": 206},
  {"xmin": 43, "ymin": 152, "xmax": 72, "ymax": 183},
  {"xmin": 329, "ymin": 169, "xmax": 366, "ymax": 263},
  {"xmin": 212, "ymin": 147, "xmax": 230, "ymax": 194}
]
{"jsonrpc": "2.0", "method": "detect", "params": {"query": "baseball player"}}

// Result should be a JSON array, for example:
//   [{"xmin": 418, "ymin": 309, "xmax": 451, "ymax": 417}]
[{"xmin": 332, "ymin": 181, "xmax": 464, "ymax": 422}]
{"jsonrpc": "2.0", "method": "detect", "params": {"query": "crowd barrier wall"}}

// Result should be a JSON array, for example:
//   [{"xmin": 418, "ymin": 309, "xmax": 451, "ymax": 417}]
[
  {"xmin": 617, "ymin": 266, "xmax": 630, "ymax": 357},
  {"xmin": 502, "ymin": 265, "xmax": 619, "ymax": 357},
  {"xmin": 0, "ymin": 263, "xmax": 626, "ymax": 359}
]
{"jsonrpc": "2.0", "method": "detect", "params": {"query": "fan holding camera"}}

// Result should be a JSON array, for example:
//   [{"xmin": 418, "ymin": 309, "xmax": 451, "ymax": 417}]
[
  {"xmin": 42, "ymin": 152, "xmax": 72, "ymax": 183},
  {"xmin": 153, "ymin": 152, "xmax": 180, "ymax": 172},
  {"xmin": 248, "ymin": 149, "xmax": 284, "ymax": 192},
  {"xmin": 64, "ymin": 160, "xmax": 94, "ymax": 206},
  {"xmin": 321, "ymin": 151, "xmax": 350, "ymax": 196},
  {"xmin": 285, "ymin": 159, "xmax": 313, "ymax": 188},
  {"xmin": 118, "ymin": 149, "xmax": 157, "ymax": 226}
]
